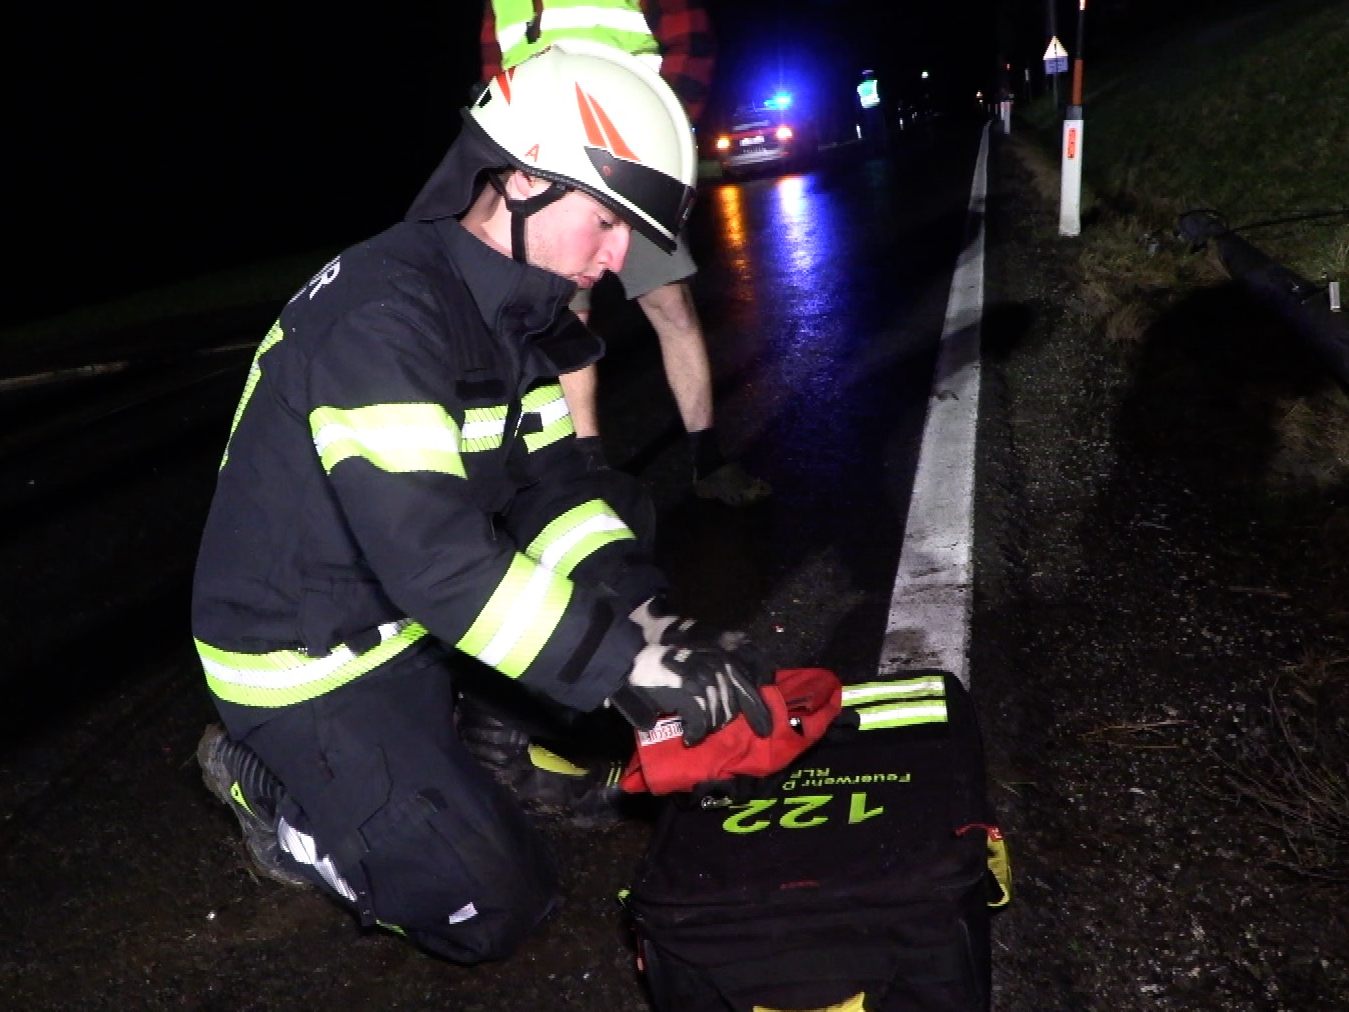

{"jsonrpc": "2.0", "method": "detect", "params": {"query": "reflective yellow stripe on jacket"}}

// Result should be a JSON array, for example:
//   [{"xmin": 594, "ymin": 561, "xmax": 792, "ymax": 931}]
[
  {"xmin": 493, "ymin": 0, "xmax": 661, "ymax": 71},
  {"xmin": 198, "ymin": 619, "xmax": 428, "ymax": 708},
  {"xmin": 520, "ymin": 382, "xmax": 575, "ymax": 452},
  {"xmin": 200, "ymin": 553, "xmax": 579, "ymax": 704},
  {"xmin": 221, "ymin": 320, "xmax": 285, "ymax": 470},
  {"xmin": 462, "ymin": 404, "xmax": 509, "ymax": 452},
  {"xmin": 310, "ymin": 403, "xmax": 467, "ymax": 476},
  {"xmin": 527, "ymin": 500, "xmax": 634, "ymax": 576},
  {"xmin": 456, "ymin": 554, "xmax": 573, "ymax": 677}
]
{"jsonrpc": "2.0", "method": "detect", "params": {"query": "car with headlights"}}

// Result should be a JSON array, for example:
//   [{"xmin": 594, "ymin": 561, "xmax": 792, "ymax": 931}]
[{"xmin": 714, "ymin": 101, "xmax": 816, "ymax": 180}]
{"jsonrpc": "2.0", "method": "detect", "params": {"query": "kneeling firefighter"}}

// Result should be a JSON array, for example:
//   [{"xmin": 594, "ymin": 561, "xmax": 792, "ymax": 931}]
[{"xmin": 191, "ymin": 40, "xmax": 771, "ymax": 965}]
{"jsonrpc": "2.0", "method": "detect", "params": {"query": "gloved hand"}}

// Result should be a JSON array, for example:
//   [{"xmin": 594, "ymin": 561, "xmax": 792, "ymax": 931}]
[
  {"xmin": 573, "ymin": 435, "xmax": 610, "ymax": 472},
  {"xmin": 609, "ymin": 644, "xmax": 773, "ymax": 746},
  {"xmin": 629, "ymin": 597, "xmax": 769, "ymax": 684}
]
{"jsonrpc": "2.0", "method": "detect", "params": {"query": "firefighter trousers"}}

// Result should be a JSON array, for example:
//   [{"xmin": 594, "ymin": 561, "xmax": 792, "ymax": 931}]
[{"xmin": 243, "ymin": 646, "xmax": 560, "ymax": 964}]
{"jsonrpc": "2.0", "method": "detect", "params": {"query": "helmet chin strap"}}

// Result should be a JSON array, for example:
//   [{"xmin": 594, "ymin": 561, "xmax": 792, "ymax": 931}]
[{"xmin": 488, "ymin": 173, "xmax": 569, "ymax": 263}]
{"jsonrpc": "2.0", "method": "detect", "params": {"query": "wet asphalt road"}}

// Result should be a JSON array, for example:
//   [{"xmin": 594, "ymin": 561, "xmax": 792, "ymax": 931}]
[{"xmin": 0, "ymin": 122, "xmax": 987, "ymax": 1009}]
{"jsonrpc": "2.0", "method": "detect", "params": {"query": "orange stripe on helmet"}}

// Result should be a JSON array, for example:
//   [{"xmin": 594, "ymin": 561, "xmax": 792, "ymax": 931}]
[
  {"xmin": 587, "ymin": 93, "xmax": 639, "ymax": 161},
  {"xmin": 575, "ymin": 83, "xmax": 605, "ymax": 147},
  {"xmin": 496, "ymin": 68, "xmax": 514, "ymax": 103},
  {"xmin": 574, "ymin": 84, "xmax": 638, "ymax": 162}
]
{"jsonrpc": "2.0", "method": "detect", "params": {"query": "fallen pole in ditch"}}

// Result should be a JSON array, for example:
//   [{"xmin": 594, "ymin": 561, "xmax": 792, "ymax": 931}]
[{"xmin": 1177, "ymin": 209, "xmax": 1349, "ymax": 386}]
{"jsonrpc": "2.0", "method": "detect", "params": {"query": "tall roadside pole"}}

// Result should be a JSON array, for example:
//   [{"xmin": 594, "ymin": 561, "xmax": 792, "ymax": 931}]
[
  {"xmin": 1046, "ymin": 0, "xmax": 1059, "ymax": 107},
  {"xmin": 1059, "ymin": 0, "xmax": 1087, "ymax": 237}
]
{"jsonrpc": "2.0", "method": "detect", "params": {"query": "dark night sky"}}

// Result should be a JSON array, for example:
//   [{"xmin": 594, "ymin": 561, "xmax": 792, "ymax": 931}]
[{"xmin": 6, "ymin": 2, "xmax": 1029, "ymax": 324}]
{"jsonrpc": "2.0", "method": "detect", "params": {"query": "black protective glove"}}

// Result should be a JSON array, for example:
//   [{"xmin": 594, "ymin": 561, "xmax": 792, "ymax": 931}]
[
  {"xmin": 609, "ymin": 644, "xmax": 773, "ymax": 746},
  {"xmin": 629, "ymin": 597, "xmax": 771, "ymax": 685},
  {"xmin": 573, "ymin": 435, "xmax": 610, "ymax": 472}
]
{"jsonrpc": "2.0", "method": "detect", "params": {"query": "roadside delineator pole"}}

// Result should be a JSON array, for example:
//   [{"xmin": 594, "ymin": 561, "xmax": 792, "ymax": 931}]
[
  {"xmin": 1059, "ymin": 1, "xmax": 1088, "ymax": 237},
  {"xmin": 996, "ymin": 60, "xmax": 1013, "ymax": 134}
]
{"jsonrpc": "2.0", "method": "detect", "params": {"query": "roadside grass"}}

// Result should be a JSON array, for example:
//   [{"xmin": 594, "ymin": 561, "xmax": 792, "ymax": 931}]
[
  {"xmin": 1005, "ymin": 132, "xmax": 1229, "ymax": 340},
  {"xmin": 1018, "ymin": 0, "xmax": 1349, "ymax": 875},
  {"xmin": 1020, "ymin": 0, "xmax": 1348, "ymax": 345},
  {"xmin": 1016, "ymin": 0, "xmax": 1349, "ymax": 491},
  {"xmin": 1024, "ymin": 0, "xmax": 1348, "ymax": 284}
]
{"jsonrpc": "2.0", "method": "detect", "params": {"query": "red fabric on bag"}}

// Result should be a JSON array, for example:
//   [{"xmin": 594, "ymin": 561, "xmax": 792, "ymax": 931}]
[{"xmin": 620, "ymin": 668, "xmax": 843, "ymax": 795}]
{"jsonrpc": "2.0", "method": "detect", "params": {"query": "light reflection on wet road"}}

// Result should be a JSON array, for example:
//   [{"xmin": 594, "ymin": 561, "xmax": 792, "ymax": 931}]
[{"xmin": 591, "ymin": 131, "xmax": 984, "ymax": 681}]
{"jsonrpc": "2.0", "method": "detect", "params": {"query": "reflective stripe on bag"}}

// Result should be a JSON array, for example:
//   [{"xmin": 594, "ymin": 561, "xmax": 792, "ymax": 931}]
[{"xmin": 841, "ymin": 675, "xmax": 949, "ymax": 730}]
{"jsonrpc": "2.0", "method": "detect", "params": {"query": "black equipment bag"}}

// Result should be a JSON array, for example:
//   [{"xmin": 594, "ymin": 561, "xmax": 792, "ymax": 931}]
[{"xmin": 625, "ymin": 671, "xmax": 1010, "ymax": 1012}]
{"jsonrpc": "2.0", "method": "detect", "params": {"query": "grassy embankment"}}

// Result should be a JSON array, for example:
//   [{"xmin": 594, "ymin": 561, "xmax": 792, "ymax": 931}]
[
  {"xmin": 1012, "ymin": 0, "xmax": 1349, "ymax": 877},
  {"xmin": 1011, "ymin": 0, "xmax": 1348, "ymax": 489},
  {"xmin": 1015, "ymin": 0, "xmax": 1346, "ymax": 345}
]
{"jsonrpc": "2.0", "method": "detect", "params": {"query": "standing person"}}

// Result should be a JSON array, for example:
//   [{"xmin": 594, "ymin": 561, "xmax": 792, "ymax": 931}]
[
  {"xmin": 481, "ymin": 0, "xmax": 772, "ymax": 505},
  {"xmin": 192, "ymin": 42, "xmax": 771, "ymax": 966}
]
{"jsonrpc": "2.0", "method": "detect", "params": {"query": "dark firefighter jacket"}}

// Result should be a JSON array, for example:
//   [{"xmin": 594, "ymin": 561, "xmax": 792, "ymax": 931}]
[{"xmin": 192, "ymin": 194, "xmax": 664, "ymax": 735}]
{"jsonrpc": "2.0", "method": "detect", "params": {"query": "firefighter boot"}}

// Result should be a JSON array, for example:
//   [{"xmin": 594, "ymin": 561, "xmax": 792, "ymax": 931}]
[
  {"xmin": 454, "ymin": 697, "xmax": 630, "ymax": 830},
  {"xmin": 693, "ymin": 460, "xmax": 773, "ymax": 505},
  {"xmin": 688, "ymin": 429, "xmax": 771, "ymax": 505},
  {"xmin": 197, "ymin": 724, "xmax": 309, "ymax": 888}
]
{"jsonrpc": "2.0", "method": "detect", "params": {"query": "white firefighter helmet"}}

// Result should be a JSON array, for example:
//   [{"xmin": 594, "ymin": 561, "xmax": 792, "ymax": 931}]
[{"xmin": 465, "ymin": 39, "xmax": 697, "ymax": 253}]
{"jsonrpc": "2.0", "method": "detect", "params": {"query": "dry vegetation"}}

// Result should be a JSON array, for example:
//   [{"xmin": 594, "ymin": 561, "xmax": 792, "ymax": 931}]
[
  {"xmin": 1219, "ymin": 663, "xmax": 1349, "ymax": 881},
  {"xmin": 1005, "ymin": 133, "xmax": 1228, "ymax": 346}
]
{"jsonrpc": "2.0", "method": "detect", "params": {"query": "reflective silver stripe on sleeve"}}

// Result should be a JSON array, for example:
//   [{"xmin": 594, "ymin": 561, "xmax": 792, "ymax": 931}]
[
  {"xmin": 462, "ymin": 405, "xmax": 508, "ymax": 452},
  {"xmin": 538, "ymin": 6, "xmax": 654, "ymax": 37},
  {"xmin": 500, "ymin": 5, "xmax": 658, "ymax": 51}
]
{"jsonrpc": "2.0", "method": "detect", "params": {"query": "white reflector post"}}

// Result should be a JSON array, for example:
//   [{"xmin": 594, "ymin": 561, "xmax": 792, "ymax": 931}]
[{"xmin": 1059, "ymin": 115, "xmax": 1083, "ymax": 237}]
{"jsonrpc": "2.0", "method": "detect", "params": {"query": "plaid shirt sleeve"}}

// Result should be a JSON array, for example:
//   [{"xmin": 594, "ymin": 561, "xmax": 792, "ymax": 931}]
[
  {"xmin": 480, "ymin": 2, "xmax": 503, "ymax": 81},
  {"xmin": 644, "ymin": 0, "xmax": 716, "ymax": 127}
]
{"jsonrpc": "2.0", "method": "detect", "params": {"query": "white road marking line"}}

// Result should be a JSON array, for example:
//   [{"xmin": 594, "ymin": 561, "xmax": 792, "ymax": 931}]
[{"xmin": 879, "ymin": 123, "xmax": 990, "ymax": 687}]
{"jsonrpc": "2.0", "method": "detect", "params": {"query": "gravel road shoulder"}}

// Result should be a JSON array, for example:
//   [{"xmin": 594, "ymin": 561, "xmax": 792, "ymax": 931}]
[{"xmin": 974, "ymin": 131, "xmax": 1349, "ymax": 1010}]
